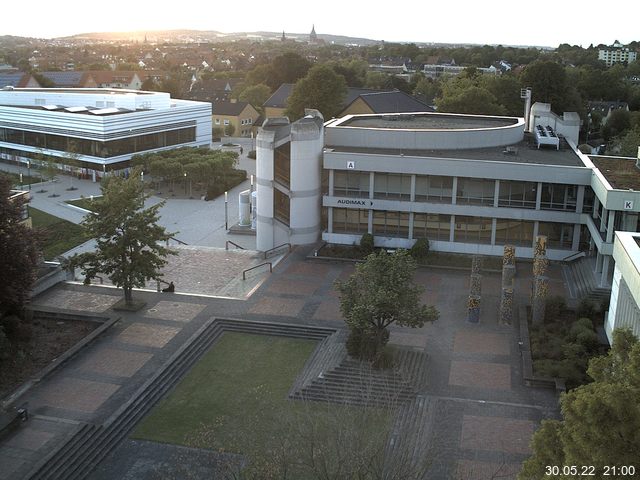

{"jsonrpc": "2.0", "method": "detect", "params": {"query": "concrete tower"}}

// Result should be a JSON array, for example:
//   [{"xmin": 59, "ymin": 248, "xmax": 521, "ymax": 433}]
[{"xmin": 256, "ymin": 110, "xmax": 324, "ymax": 251}]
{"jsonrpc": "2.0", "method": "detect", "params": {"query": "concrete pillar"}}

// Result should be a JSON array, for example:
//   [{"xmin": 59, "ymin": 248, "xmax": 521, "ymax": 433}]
[
  {"xmin": 408, "ymin": 212, "xmax": 414, "ymax": 240},
  {"xmin": 596, "ymin": 251, "xmax": 603, "ymax": 273},
  {"xmin": 491, "ymin": 218, "xmax": 497, "ymax": 245},
  {"xmin": 600, "ymin": 207, "xmax": 607, "ymax": 233},
  {"xmin": 327, "ymin": 207, "xmax": 333, "ymax": 233},
  {"xmin": 369, "ymin": 172, "xmax": 375, "ymax": 199},
  {"xmin": 593, "ymin": 196, "xmax": 600, "ymax": 219},
  {"xmin": 576, "ymin": 185, "xmax": 585, "ymax": 213},
  {"xmin": 368, "ymin": 209, "xmax": 373, "ymax": 234},
  {"xmin": 601, "ymin": 255, "xmax": 611, "ymax": 287},
  {"xmin": 450, "ymin": 215, "xmax": 455, "ymax": 242},
  {"xmin": 328, "ymin": 169, "xmax": 334, "ymax": 196},
  {"xmin": 256, "ymin": 127, "xmax": 278, "ymax": 251},
  {"xmin": 606, "ymin": 210, "xmax": 616, "ymax": 243},
  {"xmin": 494, "ymin": 180, "xmax": 500, "ymax": 208},
  {"xmin": 410, "ymin": 175, "xmax": 416, "ymax": 202},
  {"xmin": 623, "ymin": 213, "xmax": 638, "ymax": 232},
  {"xmin": 535, "ymin": 182, "xmax": 542, "ymax": 210},
  {"xmin": 452, "ymin": 177, "xmax": 458, "ymax": 205},
  {"xmin": 572, "ymin": 223, "xmax": 581, "ymax": 251}
]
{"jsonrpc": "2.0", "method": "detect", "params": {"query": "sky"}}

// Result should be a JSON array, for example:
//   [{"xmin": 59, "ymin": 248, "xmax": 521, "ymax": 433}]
[{"xmin": 2, "ymin": 0, "xmax": 638, "ymax": 47}]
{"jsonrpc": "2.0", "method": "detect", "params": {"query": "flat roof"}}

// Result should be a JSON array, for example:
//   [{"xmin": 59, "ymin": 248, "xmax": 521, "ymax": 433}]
[
  {"xmin": 327, "ymin": 136, "xmax": 585, "ymax": 167},
  {"xmin": 1, "ymin": 87, "xmax": 153, "ymax": 95},
  {"xmin": 589, "ymin": 156, "xmax": 640, "ymax": 190},
  {"xmin": 338, "ymin": 113, "xmax": 518, "ymax": 130}
]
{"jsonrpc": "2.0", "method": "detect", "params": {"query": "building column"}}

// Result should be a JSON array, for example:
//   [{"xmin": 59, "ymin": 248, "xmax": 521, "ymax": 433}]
[
  {"xmin": 410, "ymin": 175, "xmax": 416, "ymax": 202},
  {"xmin": 592, "ymin": 196, "xmax": 600, "ymax": 219},
  {"xmin": 328, "ymin": 169, "xmax": 334, "ymax": 196},
  {"xmin": 576, "ymin": 185, "xmax": 585, "ymax": 213},
  {"xmin": 601, "ymin": 255, "xmax": 611, "ymax": 287},
  {"xmin": 408, "ymin": 212, "xmax": 414, "ymax": 240},
  {"xmin": 494, "ymin": 180, "xmax": 500, "ymax": 208},
  {"xmin": 533, "ymin": 221, "xmax": 539, "ymax": 241},
  {"xmin": 451, "ymin": 177, "xmax": 458, "ymax": 204},
  {"xmin": 600, "ymin": 207, "xmax": 607, "ymax": 233},
  {"xmin": 596, "ymin": 251, "xmax": 603, "ymax": 273},
  {"xmin": 368, "ymin": 209, "xmax": 373, "ymax": 234},
  {"xmin": 606, "ymin": 210, "xmax": 616, "ymax": 243},
  {"xmin": 327, "ymin": 207, "xmax": 333, "ymax": 233},
  {"xmin": 535, "ymin": 182, "xmax": 542, "ymax": 210},
  {"xmin": 449, "ymin": 215, "xmax": 456, "ymax": 242},
  {"xmin": 369, "ymin": 172, "xmax": 375, "ymax": 199},
  {"xmin": 572, "ymin": 223, "xmax": 581, "ymax": 251},
  {"xmin": 491, "ymin": 218, "xmax": 497, "ymax": 245}
]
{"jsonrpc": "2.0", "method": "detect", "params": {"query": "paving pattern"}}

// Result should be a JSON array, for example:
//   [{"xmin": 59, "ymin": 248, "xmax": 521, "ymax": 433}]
[{"xmin": 0, "ymin": 245, "xmax": 566, "ymax": 480}]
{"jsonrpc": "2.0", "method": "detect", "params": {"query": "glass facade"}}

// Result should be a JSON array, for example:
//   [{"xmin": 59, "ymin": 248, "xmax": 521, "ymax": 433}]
[
  {"xmin": 456, "ymin": 178, "xmax": 495, "ymax": 206},
  {"xmin": 495, "ymin": 219, "xmax": 534, "ymax": 246},
  {"xmin": 274, "ymin": 143, "xmax": 290, "ymax": 188},
  {"xmin": 415, "ymin": 175, "xmax": 453, "ymax": 203},
  {"xmin": 333, "ymin": 208, "xmax": 368, "ymax": 234},
  {"xmin": 413, "ymin": 213, "xmax": 451, "ymax": 241},
  {"xmin": 274, "ymin": 188, "xmax": 290, "ymax": 226},
  {"xmin": 538, "ymin": 222, "xmax": 574, "ymax": 249},
  {"xmin": 498, "ymin": 180, "xmax": 537, "ymax": 209},
  {"xmin": 373, "ymin": 173, "xmax": 411, "ymax": 200},
  {"xmin": 372, "ymin": 210, "xmax": 410, "ymax": 237},
  {"xmin": 334, "ymin": 171, "xmax": 369, "ymax": 197},
  {"xmin": 453, "ymin": 215, "xmax": 493, "ymax": 244},
  {"xmin": 0, "ymin": 127, "xmax": 195, "ymax": 158},
  {"xmin": 540, "ymin": 183, "xmax": 577, "ymax": 211}
]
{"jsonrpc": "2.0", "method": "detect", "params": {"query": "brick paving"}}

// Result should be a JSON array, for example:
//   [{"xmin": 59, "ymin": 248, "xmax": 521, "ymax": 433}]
[{"xmin": 0, "ymin": 245, "xmax": 568, "ymax": 479}]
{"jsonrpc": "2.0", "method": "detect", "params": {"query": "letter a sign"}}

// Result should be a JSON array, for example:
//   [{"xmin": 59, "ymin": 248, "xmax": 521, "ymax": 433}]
[
  {"xmin": 346, "ymin": 161, "xmax": 356, "ymax": 169},
  {"xmin": 624, "ymin": 200, "xmax": 634, "ymax": 210}
]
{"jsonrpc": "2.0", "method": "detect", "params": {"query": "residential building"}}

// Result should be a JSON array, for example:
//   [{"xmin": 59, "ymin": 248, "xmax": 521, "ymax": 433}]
[
  {"xmin": 598, "ymin": 41, "xmax": 637, "ymax": 67},
  {"xmin": 212, "ymin": 100, "xmax": 260, "ymax": 137},
  {"xmin": 186, "ymin": 78, "xmax": 243, "ymax": 103},
  {"xmin": 0, "ymin": 73, "xmax": 40, "ymax": 89},
  {"xmin": 587, "ymin": 101, "xmax": 629, "ymax": 124},
  {"xmin": 263, "ymin": 85, "xmax": 433, "ymax": 119},
  {"xmin": 422, "ymin": 63, "xmax": 498, "ymax": 79},
  {"xmin": 38, "ymin": 71, "xmax": 97, "ymax": 88},
  {"xmin": 256, "ymin": 105, "xmax": 640, "ymax": 299},
  {"xmin": 88, "ymin": 71, "xmax": 143, "ymax": 90},
  {"xmin": 0, "ymin": 88, "xmax": 211, "ymax": 175},
  {"xmin": 606, "ymin": 231, "xmax": 640, "ymax": 342}
]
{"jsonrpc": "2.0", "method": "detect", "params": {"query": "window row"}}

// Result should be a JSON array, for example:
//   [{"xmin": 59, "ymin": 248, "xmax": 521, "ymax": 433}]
[
  {"xmin": 330, "ymin": 208, "xmax": 575, "ymax": 249},
  {"xmin": 331, "ymin": 171, "xmax": 582, "ymax": 212},
  {"xmin": 0, "ymin": 127, "xmax": 196, "ymax": 158}
]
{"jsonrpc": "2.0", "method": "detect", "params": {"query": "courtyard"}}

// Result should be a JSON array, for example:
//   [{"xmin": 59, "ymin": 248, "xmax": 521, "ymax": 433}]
[{"xmin": 0, "ymin": 243, "xmax": 563, "ymax": 480}]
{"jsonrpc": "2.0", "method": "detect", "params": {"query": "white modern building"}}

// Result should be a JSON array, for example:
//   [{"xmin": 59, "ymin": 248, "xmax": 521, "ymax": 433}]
[
  {"xmin": 256, "ymin": 104, "xmax": 640, "ymax": 295},
  {"xmin": 0, "ymin": 87, "xmax": 212, "ymax": 174},
  {"xmin": 605, "ymin": 231, "xmax": 640, "ymax": 342}
]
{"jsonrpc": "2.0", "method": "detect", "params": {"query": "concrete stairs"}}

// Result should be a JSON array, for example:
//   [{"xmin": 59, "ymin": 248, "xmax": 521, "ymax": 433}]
[
  {"xmin": 563, "ymin": 257, "xmax": 611, "ymax": 306},
  {"xmin": 25, "ymin": 319, "xmax": 335, "ymax": 480},
  {"xmin": 290, "ymin": 349, "xmax": 428, "ymax": 407}
]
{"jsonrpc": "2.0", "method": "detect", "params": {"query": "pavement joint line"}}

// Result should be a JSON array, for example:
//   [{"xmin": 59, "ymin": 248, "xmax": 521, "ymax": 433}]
[
  {"xmin": 63, "ymin": 282, "xmax": 246, "ymax": 301},
  {"xmin": 427, "ymin": 394, "xmax": 548, "ymax": 411},
  {"xmin": 30, "ymin": 415, "xmax": 82, "ymax": 425}
]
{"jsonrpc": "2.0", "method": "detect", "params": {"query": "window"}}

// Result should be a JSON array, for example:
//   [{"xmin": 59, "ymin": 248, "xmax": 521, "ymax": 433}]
[
  {"xmin": 274, "ymin": 142, "xmax": 291, "ymax": 188},
  {"xmin": 223, "ymin": 119, "xmax": 230, "ymax": 125},
  {"xmin": 413, "ymin": 213, "xmax": 451, "ymax": 241},
  {"xmin": 498, "ymin": 181, "xmax": 537, "ymax": 209},
  {"xmin": 372, "ymin": 210, "xmax": 410, "ymax": 237},
  {"xmin": 538, "ymin": 222, "xmax": 574, "ymax": 249},
  {"xmin": 274, "ymin": 189, "xmax": 290, "ymax": 226},
  {"xmin": 456, "ymin": 177, "xmax": 495, "ymax": 206},
  {"xmin": 453, "ymin": 215, "xmax": 493, "ymax": 244},
  {"xmin": 373, "ymin": 173, "xmax": 411, "ymax": 200},
  {"xmin": 415, "ymin": 175, "xmax": 453, "ymax": 203},
  {"xmin": 334, "ymin": 171, "xmax": 369, "ymax": 197},
  {"xmin": 215, "ymin": 118, "xmax": 220, "ymax": 125},
  {"xmin": 495, "ymin": 219, "xmax": 534, "ymax": 246},
  {"xmin": 540, "ymin": 183, "xmax": 577, "ymax": 211},
  {"xmin": 333, "ymin": 208, "xmax": 368, "ymax": 234}
]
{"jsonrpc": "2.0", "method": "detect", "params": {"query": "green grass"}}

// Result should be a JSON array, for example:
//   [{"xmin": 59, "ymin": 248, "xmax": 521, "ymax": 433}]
[
  {"xmin": 0, "ymin": 170, "xmax": 41, "ymax": 187},
  {"xmin": 66, "ymin": 197, "xmax": 100, "ymax": 211},
  {"xmin": 133, "ymin": 333, "xmax": 391, "ymax": 476},
  {"xmin": 30, "ymin": 207, "xmax": 90, "ymax": 259}
]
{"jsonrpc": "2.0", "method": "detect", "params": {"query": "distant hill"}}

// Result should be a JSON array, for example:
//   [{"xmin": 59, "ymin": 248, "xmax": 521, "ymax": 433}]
[{"xmin": 63, "ymin": 29, "xmax": 381, "ymax": 46}]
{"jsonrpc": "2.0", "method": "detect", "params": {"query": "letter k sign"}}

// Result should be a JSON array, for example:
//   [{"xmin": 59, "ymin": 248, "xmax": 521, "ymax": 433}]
[{"xmin": 624, "ymin": 200, "xmax": 634, "ymax": 210}]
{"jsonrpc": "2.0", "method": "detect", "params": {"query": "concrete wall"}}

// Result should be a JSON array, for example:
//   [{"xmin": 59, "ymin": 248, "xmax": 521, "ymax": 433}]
[{"xmin": 606, "ymin": 231, "xmax": 640, "ymax": 342}]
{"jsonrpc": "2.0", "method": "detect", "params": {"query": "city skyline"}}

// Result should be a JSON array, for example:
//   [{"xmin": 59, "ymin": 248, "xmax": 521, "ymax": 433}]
[{"xmin": 3, "ymin": 0, "xmax": 638, "ymax": 47}]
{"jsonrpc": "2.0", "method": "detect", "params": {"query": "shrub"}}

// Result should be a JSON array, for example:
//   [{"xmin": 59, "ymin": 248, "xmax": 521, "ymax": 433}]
[
  {"xmin": 545, "ymin": 295, "xmax": 566, "ymax": 322},
  {"xmin": 576, "ymin": 298, "xmax": 597, "ymax": 320},
  {"xmin": 0, "ymin": 314, "xmax": 21, "ymax": 339},
  {"xmin": 359, "ymin": 233, "xmax": 374, "ymax": 256},
  {"xmin": 14, "ymin": 323, "xmax": 33, "ymax": 342},
  {"xmin": 409, "ymin": 238, "xmax": 430, "ymax": 261}
]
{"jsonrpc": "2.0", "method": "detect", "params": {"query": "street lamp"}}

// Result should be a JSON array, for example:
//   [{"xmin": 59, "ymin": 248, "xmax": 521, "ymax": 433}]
[
  {"xmin": 184, "ymin": 172, "xmax": 187, "ymax": 195},
  {"xmin": 102, "ymin": 163, "xmax": 106, "ymax": 179},
  {"xmin": 224, "ymin": 191, "xmax": 228, "ymax": 230},
  {"xmin": 27, "ymin": 160, "xmax": 31, "ymax": 190}
]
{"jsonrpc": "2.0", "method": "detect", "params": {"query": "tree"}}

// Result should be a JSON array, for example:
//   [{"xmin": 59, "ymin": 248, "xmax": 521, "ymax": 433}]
[
  {"xmin": 613, "ymin": 127, "xmax": 640, "ymax": 156},
  {"xmin": 436, "ymin": 79, "xmax": 506, "ymax": 116},
  {"xmin": 519, "ymin": 60, "xmax": 582, "ymax": 114},
  {"xmin": 0, "ymin": 175, "xmax": 40, "ymax": 317},
  {"xmin": 238, "ymin": 84, "xmax": 271, "ymax": 114},
  {"xmin": 268, "ymin": 52, "xmax": 312, "ymax": 90},
  {"xmin": 335, "ymin": 250, "xmax": 439, "ymax": 362},
  {"xmin": 70, "ymin": 168, "xmax": 175, "ymax": 305},
  {"xmin": 519, "ymin": 328, "xmax": 640, "ymax": 479},
  {"xmin": 286, "ymin": 65, "xmax": 347, "ymax": 120}
]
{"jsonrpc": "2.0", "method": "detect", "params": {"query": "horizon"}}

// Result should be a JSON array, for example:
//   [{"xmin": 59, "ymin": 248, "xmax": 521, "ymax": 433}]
[{"xmin": 3, "ymin": 0, "xmax": 638, "ymax": 48}]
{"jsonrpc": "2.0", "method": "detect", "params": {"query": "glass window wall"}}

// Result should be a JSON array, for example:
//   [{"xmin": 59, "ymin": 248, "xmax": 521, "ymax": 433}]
[
  {"xmin": 415, "ymin": 175, "xmax": 453, "ymax": 203},
  {"xmin": 538, "ymin": 222, "xmax": 574, "ymax": 249},
  {"xmin": 372, "ymin": 210, "xmax": 410, "ymax": 237},
  {"xmin": 334, "ymin": 171, "xmax": 369, "ymax": 197},
  {"xmin": 274, "ymin": 142, "xmax": 290, "ymax": 188},
  {"xmin": 495, "ymin": 219, "xmax": 535, "ymax": 246},
  {"xmin": 498, "ymin": 180, "xmax": 537, "ymax": 209},
  {"xmin": 274, "ymin": 189, "xmax": 290, "ymax": 226},
  {"xmin": 540, "ymin": 183, "xmax": 577, "ymax": 211},
  {"xmin": 413, "ymin": 213, "xmax": 451, "ymax": 241},
  {"xmin": 456, "ymin": 177, "xmax": 495, "ymax": 206},
  {"xmin": 453, "ymin": 215, "xmax": 493, "ymax": 244},
  {"xmin": 373, "ymin": 173, "xmax": 411, "ymax": 200},
  {"xmin": 333, "ymin": 208, "xmax": 369, "ymax": 234}
]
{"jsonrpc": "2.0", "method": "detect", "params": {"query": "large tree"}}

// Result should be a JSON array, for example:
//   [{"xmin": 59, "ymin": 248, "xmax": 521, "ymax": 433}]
[
  {"xmin": 238, "ymin": 83, "xmax": 271, "ymax": 115},
  {"xmin": 70, "ymin": 169, "xmax": 175, "ymax": 305},
  {"xmin": 336, "ymin": 250, "xmax": 439, "ymax": 361},
  {"xmin": 285, "ymin": 65, "xmax": 347, "ymax": 120},
  {"xmin": 0, "ymin": 175, "xmax": 40, "ymax": 317},
  {"xmin": 519, "ymin": 328, "xmax": 640, "ymax": 479}
]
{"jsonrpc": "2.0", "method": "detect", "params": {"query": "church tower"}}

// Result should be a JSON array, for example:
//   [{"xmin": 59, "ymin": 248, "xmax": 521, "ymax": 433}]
[{"xmin": 309, "ymin": 25, "xmax": 318, "ymax": 43}]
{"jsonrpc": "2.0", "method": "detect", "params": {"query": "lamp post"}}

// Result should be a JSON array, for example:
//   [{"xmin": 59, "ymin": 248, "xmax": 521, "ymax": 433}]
[
  {"xmin": 224, "ymin": 191, "xmax": 228, "ymax": 230},
  {"xmin": 184, "ymin": 172, "xmax": 187, "ymax": 195},
  {"xmin": 19, "ymin": 173, "xmax": 23, "ymax": 189},
  {"xmin": 102, "ymin": 163, "xmax": 106, "ymax": 179},
  {"xmin": 27, "ymin": 160, "xmax": 31, "ymax": 190}
]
